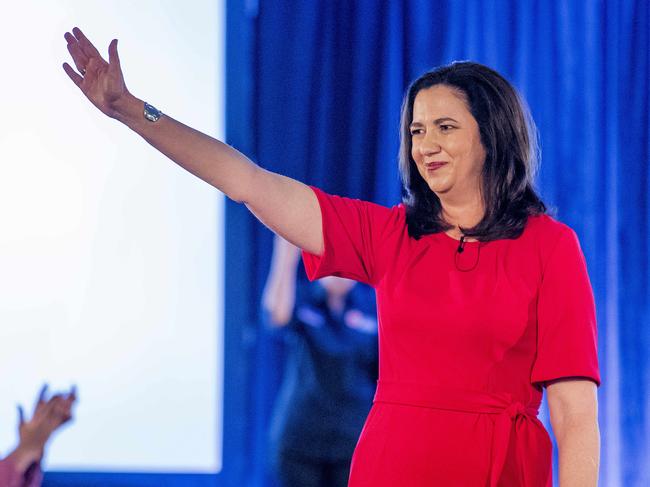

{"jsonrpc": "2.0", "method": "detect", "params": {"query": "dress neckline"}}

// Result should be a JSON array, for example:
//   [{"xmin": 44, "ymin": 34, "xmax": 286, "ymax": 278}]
[{"xmin": 439, "ymin": 232, "xmax": 481, "ymax": 245}]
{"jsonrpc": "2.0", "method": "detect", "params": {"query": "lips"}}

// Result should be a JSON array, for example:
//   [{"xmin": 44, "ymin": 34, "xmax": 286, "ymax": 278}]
[{"xmin": 424, "ymin": 161, "xmax": 448, "ymax": 171}]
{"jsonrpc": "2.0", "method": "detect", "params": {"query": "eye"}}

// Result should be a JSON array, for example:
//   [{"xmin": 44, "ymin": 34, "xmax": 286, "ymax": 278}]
[
  {"xmin": 439, "ymin": 124, "xmax": 454, "ymax": 132},
  {"xmin": 410, "ymin": 128, "xmax": 424, "ymax": 136}
]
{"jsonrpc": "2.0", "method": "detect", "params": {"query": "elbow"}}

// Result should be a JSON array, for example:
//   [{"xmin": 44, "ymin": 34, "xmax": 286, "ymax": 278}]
[
  {"xmin": 222, "ymin": 163, "xmax": 262, "ymax": 205},
  {"xmin": 550, "ymin": 407, "xmax": 600, "ymax": 448},
  {"xmin": 228, "ymin": 193, "xmax": 246, "ymax": 205},
  {"xmin": 226, "ymin": 183, "xmax": 249, "ymax": 205},
  {"xmin": 261, "ymin": 306, "xmax": 292, "ymax": 328},
  {"xmin": 552, "ymin": 415, "xmax": 598, "ymax": 443},
  {"xmin": 262, "ymin": 295, "xmax": 293, "ymax": 326}
]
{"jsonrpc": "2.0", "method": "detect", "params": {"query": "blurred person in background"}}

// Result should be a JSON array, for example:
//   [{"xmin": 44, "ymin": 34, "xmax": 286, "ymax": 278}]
[
  {"xmin": 262, "ymin": 235, "xmax": 377, "ymax": 487},
  {"xmin": 0, "ymin": 385, "xmax": 76, "ymax": 487}
]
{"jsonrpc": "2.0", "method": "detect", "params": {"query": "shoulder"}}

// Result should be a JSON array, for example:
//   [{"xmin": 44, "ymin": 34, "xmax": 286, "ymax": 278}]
[
  {"xmin": 524, "ymin": 215, "xmax": 574, "ymax": 240},
  {"xmin": 524, "ymin": 214, "xmax": 576, "ymax": 242},
  {"xmin": 522, "ymin": 214, "xmax": 584, "ymax": 269}
]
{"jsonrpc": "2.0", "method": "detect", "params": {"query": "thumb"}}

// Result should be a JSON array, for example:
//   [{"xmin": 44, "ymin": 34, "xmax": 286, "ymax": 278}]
[{"xmin": 108, "ymin": 39, "xmax": 120, "ymax": 69}]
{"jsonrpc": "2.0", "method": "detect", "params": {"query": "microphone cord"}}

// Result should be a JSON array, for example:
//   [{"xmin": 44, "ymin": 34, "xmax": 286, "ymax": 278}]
[{"xmin": 454, "ymin": 235, "xmax": 482, "ymax": 272}]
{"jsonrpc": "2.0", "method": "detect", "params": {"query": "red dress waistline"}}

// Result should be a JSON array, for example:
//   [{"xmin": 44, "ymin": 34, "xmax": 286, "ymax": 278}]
[{"xmin": 373, "ymin": 380, "xmax": 548, "ymax": 487}]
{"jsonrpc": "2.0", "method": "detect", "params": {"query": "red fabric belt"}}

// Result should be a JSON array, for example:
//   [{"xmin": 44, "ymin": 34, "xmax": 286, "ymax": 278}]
[{"xmin": 373, "ymin": 380, "xmax": 545, "ymax": 487}]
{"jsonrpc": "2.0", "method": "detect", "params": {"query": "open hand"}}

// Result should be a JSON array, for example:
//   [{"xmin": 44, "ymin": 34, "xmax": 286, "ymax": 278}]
[
  {"xmin": 63, "ymin": 27, "xmax": 129, "ymax": 119},
  {"xmin": 17, "ymin": 384, "xmax": 77, "ymax": 461}
]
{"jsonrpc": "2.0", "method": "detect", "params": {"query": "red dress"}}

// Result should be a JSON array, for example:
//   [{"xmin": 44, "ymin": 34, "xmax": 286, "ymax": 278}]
[{"xmin": 302, "ymin": 187, "xmax": 600, "ymax": 487}]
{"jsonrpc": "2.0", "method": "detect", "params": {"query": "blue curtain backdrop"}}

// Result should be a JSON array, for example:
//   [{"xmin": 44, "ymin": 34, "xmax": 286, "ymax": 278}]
[{"xmin": 224, "ymin": 1, "xmax": 649, "ymax": 486}]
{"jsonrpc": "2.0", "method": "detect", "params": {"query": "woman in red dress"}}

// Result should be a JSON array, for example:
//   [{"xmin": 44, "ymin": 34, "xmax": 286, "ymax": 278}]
[{"xmin": 63, "ymin": 28, "xmax": 600, "ymax": 486}]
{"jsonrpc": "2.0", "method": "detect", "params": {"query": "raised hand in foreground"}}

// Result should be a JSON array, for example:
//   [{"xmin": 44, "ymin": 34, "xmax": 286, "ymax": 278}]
[{"xmin": 7, "ymin": 385, "xmax": 77, "ymax": 476}]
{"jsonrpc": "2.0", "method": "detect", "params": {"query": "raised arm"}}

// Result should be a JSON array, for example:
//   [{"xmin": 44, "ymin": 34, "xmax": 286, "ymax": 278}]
[
  {"xmin": 3, "ymin": 385, "xmax": 76, "ymax": 486},
  {"xmin": 261, "ymin": 235, "xmax": 302, "ymax": 327},
  {"xmin": 63, "ymin": 28, "xmax": 323, "ymax": 255}
]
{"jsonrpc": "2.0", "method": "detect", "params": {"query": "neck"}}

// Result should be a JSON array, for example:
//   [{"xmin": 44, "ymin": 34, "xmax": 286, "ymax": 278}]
[{"xmin": 438, "ymin": 192, "xmax": 484, "ymax": 238}]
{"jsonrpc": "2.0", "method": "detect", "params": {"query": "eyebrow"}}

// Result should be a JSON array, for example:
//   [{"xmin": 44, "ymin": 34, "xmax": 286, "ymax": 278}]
[{"xmin": 409, "ymin": 117, "xmax": 460, "ymax": 127}]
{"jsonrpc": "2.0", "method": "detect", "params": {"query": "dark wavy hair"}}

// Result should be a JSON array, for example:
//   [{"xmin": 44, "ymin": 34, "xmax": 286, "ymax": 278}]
[{"xmin": 399, "ymin": 61, "xmax": 546, "ymax": 240}]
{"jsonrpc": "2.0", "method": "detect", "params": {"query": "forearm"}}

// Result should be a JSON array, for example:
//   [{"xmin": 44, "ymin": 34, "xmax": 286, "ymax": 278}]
[
  {"xmin": 263, "ymin": 270, "xmax": 297, "ymax": 326},
  {"xmin": 113, "ymin": 93, "xmax": 258, "ymax": 203},
  {"xmin": 268, "ymin": 236, "xmax": 301, "ymax": 281},
  {"xmin": 263, "ymin": 236, "xmax": 301, "ymax": 326},
  {"xmin": 112, "ymin": 94, "xmax": 323, "ymax": 254},
  {"xmin": 556, "ymin": 420, "xmax": 600, "ymax": 486},
  {"xmin": 1, "ymin": 446, "xmax": 42, "ymax": 487}
]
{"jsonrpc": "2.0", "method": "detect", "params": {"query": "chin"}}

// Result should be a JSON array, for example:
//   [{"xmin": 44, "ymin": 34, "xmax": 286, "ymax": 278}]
[
  {"xmin": 424, "ymin": 178, "xmax": 452, "ymax": 195},
  {"xmin": 416, "ymin": 168, "xmax": 453, "ymax": 195}
]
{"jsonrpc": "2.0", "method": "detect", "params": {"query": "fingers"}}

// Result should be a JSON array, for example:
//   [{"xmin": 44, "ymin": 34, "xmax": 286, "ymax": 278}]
[
  {"xmin": 52, "ymin": 396, "xmax": 71, "ymax": 420},
  {"xmin": 41, "ymin": 395, "xmax": 63, "ymax": 423},
  {"xmin": 32, "ymin": 384, "xmax": 77, "ymax": 419},
  {"xmin": 38, "ymin": 384, "xmax": 48, "ymax": 403},
  {"xmin": 63, "ymin": 62, "xmax": 84, "ymax": 86},
  {"xmin": 71, "ymin": 27, "xmax": 102, "ymax": 60},
  {"xmin": 32, "ymin": 384, "xmax": 48, "ymax": 416},
  {"xmin": 63, "ymin": 385, "xmax": 77, "ymax": 414},
  {"xmin": 64, "ymin": 28, "xmax": 117, "ymax": 92},
  {"xmin": 62, "ymin": 388, "xmax": 76, "ymax": 419},
  {"xmin": 64, "ymin": 31, "xmax": 88, "ymax": 74},
  {"xmin": 48, "ymin": 387, "xmax": 76, "ymax": 421},
  {"xmin": 19, "ymin": 385, "xmax": 77, "ymax": 438},
  {"xmin": 41, "ymin": 395, "xmax": 74, "ymax": 431}
]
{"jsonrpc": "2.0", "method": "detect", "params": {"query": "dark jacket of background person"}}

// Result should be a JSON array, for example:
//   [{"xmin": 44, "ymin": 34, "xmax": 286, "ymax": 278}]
[{"xmin": 268, "ymin": 277, "xmax": 378, "ymax": 463}]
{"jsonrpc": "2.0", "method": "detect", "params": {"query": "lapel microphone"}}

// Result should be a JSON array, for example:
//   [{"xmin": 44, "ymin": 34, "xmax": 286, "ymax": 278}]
[{"xmin": 457, "ymin": 235, "xmax": 466, "ymax": 254}]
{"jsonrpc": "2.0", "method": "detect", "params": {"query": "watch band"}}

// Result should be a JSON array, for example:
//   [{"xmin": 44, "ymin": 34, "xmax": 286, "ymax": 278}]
[{"xmin": 143, "ymin": 102, "xmax": 162, "ymax": 122}]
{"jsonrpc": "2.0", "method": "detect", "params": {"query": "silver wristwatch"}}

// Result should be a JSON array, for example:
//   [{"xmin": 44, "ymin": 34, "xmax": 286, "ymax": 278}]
[{"xmin": 143, "ymin": 102, "xmax": 162, "ymax": 122}]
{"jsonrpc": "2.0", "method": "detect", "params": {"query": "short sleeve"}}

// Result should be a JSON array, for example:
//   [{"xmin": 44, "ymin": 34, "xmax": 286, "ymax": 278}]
[
  {"xmin": 301, "ymin": 187, "xmax": 402, "ymax": 287},
  {"xmin": 531, "ymin": 226, "xmax": 601, "ymax": 387}
]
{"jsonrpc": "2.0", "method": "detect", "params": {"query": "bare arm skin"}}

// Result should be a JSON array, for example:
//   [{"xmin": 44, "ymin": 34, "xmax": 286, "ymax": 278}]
[
  {"xmin": 261, "ymin": 235, "xmax": 302, "ymax": 326},
  {"xmin": 63, "ymin": 28, "xmax": 323, "ymax": 255},
  {"xmin": 546, "ymin": 378, "xmax": 600, "ymax": 486},
  {"xmin": 5, "ymin": 385, "xmax": 76, "ymax": 477}
]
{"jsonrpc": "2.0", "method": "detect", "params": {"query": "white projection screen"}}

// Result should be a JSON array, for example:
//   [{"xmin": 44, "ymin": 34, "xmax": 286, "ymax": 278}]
[{"xmin": 0, "ymin": 0, "xmax": 224, "ymax": 473}]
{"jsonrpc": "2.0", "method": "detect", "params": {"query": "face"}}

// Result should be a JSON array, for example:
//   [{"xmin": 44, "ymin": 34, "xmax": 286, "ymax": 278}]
[{"xmin": 409, "ymin": 85, "xmax": 486, "ymax": 201}]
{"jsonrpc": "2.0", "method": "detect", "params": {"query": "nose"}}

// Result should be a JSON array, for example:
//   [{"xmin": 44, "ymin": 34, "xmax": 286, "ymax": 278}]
[{"xmin": 418, "ymin": 131, "xmax": 441, "ymax": 156}]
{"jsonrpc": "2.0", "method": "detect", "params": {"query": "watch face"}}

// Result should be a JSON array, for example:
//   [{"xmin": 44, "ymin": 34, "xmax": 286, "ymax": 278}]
[{"xmin": 144, "ymin": 103, "xmax": 161, "ymax": 121}]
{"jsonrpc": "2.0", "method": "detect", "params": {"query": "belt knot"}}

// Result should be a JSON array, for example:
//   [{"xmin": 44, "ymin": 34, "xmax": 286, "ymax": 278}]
[{"xmin": 505, "ymin": 401, "xmax": 526, "ymax": 419}]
